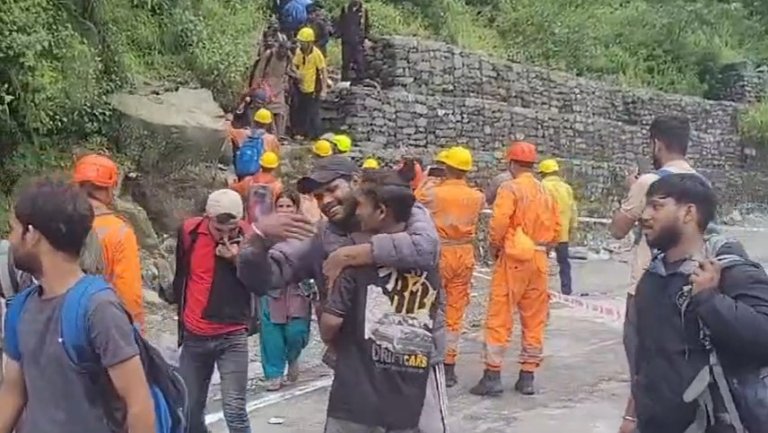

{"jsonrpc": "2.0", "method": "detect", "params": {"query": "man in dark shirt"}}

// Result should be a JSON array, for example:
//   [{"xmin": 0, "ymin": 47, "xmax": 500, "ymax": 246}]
[
  {"xmin": 337, "ymin": 0, "xmax": 370, "ymax": 83},
  {"xmin": 320, "ymin": 170, "xmax": 444, "ymax": 433},
  {"xmin": 0, "ymin": 177, "xmax": 155, "ymax": 433},
  {"xmin": 632, "ymin": 173, "xmax": 768, "ymax": 433}
]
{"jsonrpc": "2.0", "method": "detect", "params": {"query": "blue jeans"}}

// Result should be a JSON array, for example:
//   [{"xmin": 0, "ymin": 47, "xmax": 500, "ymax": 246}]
[
  {"xmin": 180, "ymin": 330, "xmax": 251, "ymax": 433},
  {"xmin": 259, "ymin": 297, "xmax": 310, "ymax": 379},
  {"xmin": 555, "ymin": 242, "xmax": 572, "ymax": 295}
]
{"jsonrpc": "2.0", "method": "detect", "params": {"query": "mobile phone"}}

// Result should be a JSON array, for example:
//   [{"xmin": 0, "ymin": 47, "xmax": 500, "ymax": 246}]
[{"xmin": 427, "ymin": 166, "xmax": 446, "ymax": 177}]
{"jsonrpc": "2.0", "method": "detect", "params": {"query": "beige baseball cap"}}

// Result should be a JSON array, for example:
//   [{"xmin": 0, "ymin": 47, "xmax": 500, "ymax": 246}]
[{"xmin": 205, "ymin": 189, "xmax": 244, "ymax": 220}]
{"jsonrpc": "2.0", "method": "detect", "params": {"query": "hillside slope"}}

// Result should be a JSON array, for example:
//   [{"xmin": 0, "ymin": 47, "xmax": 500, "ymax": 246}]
[{"xmin": 3, "ymin": 0, "xmax": 768, "ymax": 228}]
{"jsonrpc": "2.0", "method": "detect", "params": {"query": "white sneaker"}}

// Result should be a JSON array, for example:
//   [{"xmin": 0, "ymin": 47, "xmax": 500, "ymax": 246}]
[{"xmin": 266, "ymin": 377, "xmax": 282, "ymax": 391}]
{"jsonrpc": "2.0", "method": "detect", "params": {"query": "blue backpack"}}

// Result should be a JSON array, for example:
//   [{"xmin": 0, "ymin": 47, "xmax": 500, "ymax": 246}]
[
  {"xmin": 4, "ymin": 275, "xmax": 189, "ymax": 433},
  {"xmin": 234, "ymin": 131, "xmax": 265, "ymax": 178},
  {"xmin": 281, "ymin": 0, "xmax": 312, "ymax": 33}
]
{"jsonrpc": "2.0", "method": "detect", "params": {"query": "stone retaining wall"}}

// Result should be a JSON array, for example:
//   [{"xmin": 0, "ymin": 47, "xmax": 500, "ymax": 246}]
[
  {"xmin": 321, "ymin": 87, "xmax": 766, "ymax": 211},
  {"xmin": 366, "ymin": 37, "xmax": 743, "ymax": 162},
  {"xmin": 319, "ymin": 36, "xmax": 768, "ymax": 213}
]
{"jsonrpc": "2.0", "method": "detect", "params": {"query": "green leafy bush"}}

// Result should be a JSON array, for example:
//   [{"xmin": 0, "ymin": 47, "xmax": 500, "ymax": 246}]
[
  {"xmin": 4, "ymin": 0, "xmax": 768, "ymax": 205},
  {"xmin": 740, "ymin": 102, "xmax": 768, "ymax": 148}
]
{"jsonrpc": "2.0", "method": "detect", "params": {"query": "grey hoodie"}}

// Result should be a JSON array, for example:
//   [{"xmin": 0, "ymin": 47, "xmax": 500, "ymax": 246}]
[{"xmin": 239, "ymin": 202, "xmax": 447, "ymax": 364}]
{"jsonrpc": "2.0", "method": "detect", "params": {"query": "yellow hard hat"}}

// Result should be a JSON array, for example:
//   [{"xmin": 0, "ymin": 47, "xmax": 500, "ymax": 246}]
[
  {"xmin": 331, "ymin": 134, "xmax": 352, "ymax": 153},
  {"xmin": 444, "ymin": 146, "xmax": 473, "ymax": 171},
  {"xmin": 297, "ymin": 27, "xmax": 316, "ymax": 43},
  {"xmin": 362, "ymin": 158, "xmax": 380, "ymax": 169},
  {"xmin": 312, "ymin": 139, "xmax": 333, "ymax": 157},
  {"xmin": 253, "ymin": 108, "xmax": 273, "ymax": 125},
  {"xmin": 260, "ymin": 151, "xmax": 280, "ymax": 169},
  {"xmin": 435, "ymin": 149, "xmax": 450, "ymax": 165},
  {"xmin": 538, "ymin": 158, "xmax": 560, "ymax": 174}
]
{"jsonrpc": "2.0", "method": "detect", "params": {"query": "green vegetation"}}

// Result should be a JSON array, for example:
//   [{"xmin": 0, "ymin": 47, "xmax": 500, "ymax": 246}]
[{"xmin": 3, "ymin": 0, "xmax": 768, "ymax": 207}]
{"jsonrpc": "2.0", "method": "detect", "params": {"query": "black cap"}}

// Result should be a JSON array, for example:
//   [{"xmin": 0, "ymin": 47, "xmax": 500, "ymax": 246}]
[{"xmin": 297, "ymin": 155, "xmax": 360, "ymax": 194}]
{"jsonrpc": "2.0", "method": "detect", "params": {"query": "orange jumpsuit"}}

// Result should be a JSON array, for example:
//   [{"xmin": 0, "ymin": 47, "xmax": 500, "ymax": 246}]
[
  {"xmin": 484, "ymin": 172, "xmax": 560, "ymax": 372},
  {"xmin": 230, "ymin": 171, "xmax": 284, "ymax": 199},
  {"xmin": 91, "ymin": 207, "xmax": 145, "ymax": 329},
  {"xmin": 417, "ymin": 179, "xmax": 484, "ymax": 365}
]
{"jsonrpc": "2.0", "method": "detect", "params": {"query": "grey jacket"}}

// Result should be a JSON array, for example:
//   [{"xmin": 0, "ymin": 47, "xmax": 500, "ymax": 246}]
[
  {"xmin": 485, "ymin": 172, "xmax": 511, "ymax": 206},
  {"xmin": 239, "ymin": 202, "xmax": 446, "ymax": 363}
]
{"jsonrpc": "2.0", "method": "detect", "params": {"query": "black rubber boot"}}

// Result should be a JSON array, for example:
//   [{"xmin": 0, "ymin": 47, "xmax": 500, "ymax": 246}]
[
  {"xmin": 514, "ymin": 370, "xmax": 535, "ymax": 395},
  {"xmin": 469, "ymin": 369, "xmax": 503, "ymax": 396},
  {"xmin": 444, "ymin": 363, "xmax": 458, "ymax": 388}
]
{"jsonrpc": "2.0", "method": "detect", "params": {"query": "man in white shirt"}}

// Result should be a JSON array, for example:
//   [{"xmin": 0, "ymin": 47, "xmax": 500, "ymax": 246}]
[{"xmin": 608, "ymin": 115, "xmax": 699, "ymax": 433}]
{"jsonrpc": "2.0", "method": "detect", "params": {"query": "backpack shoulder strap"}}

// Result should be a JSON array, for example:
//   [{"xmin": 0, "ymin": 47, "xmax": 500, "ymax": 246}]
[
  {"xmin": 4, "ymin": 284, "xmax": 42, "ymax": 361},
  {"xmin": 655, "ymin": 168, "xmax": 674, "ymax": 177},
  {"xmin": 0, "ymin": 240, "xmax": 19, "ymax": 298},
  {"xmin": 60, "ymin": 275, "xmax": 113, "ymax": 368},
  {"xmin": 262, "ymin": 50, "xmax": 275, "ymax": 78}
]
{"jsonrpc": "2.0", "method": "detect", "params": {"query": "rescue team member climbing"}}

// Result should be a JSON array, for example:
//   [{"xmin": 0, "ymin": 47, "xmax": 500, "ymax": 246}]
[
  {"xmin": 330, "ymin": 133, "xmax": 352, "ymax": 154},
  {"xmin": 73, "ymin": 154, "xmax": 146, "ymax": 330},
  {"xmin": 416, "ymin": 146, "xmax": 484, "ymax": 388},
  {"xmin": 632, "ymin": 173, "xmax": 768, "ymax": 433},
  {"xmin": 292, "ymin": 27, "xmax": 328, "ymax": 140},
  {"xmin": 0, "ymin": 178, "xmax": 155, "ymax": 433},
  {"xmin": 313, "ymin": 139, "xmax": 334, "ymax": 158},
  {"xmin": 238, "ymin": 156, "xmax": 449, "ymax": 433},
  {"xmin": 252, "ymin": 108, "xmax": 282, "ymax": 154},
  {"xmin": 320, "ymin": 169, "xmax": 444, "ymax": 433},
  {"xmin": 539, "ymin": 159, "xmax": 578, "ymax": 295},
  {"xmin": 230, "ymin": 151, "xmax": 284, "ymax": 200},
  {"xmin": 471, "ymin": 141, "xmax": 560, "ymax": 397},
  {"xmin": 337, "ymin": 0, "xmax": 370, "ymax": 83},
  {"xmin": 361, "ymin": 158, "xmax": 379, "ymax": 169},
  {"xmin": 166, "ymin": 189, "xmax": 263, "ymax": 433}
]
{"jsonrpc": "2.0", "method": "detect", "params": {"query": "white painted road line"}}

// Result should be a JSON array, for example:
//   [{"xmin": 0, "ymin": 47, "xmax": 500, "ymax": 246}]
[
  {"xmin": 205, "ymin": 267, "xmax": 626, "ymax": 425},
  {"xmin": 205, "ymin": 376, "xmax": 333, "ymax": 426}
]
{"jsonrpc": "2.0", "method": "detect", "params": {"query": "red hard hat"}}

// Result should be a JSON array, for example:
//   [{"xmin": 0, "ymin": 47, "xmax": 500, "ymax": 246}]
[{"xmin": 505, "ymin": 141, "xmax": 538, "ymax": 163}]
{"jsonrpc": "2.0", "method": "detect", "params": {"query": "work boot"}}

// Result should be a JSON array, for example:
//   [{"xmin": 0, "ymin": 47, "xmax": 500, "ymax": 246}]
[
  {"xmin": 444, "ymin": 363, "xmax": 458, "ymax": 388},
  {"xmin": 514, "ymin": 370, "xmax": 535, "ymax": 395},
  {"xmin": 469, "ymin": 370, "xmax": 503, "ymax": 396}
]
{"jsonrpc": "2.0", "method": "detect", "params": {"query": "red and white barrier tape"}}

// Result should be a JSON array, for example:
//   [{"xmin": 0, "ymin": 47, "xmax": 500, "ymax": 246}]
[{"xmin": 472, "ymin": 269, "xmax": 625, "ymax": 324}]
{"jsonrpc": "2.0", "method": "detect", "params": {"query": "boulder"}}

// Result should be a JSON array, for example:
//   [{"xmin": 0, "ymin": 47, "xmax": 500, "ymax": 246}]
[
  {"xmin": 123, "ymin": 163, "xmax": 229, "ymax": 234},
  {"xmin": 114, "ymin": 197, "xmax": 161, "ymax": 251},
  {"xmin": 111, "ymin": 87, "xmax": 228, "ymax": 175}
]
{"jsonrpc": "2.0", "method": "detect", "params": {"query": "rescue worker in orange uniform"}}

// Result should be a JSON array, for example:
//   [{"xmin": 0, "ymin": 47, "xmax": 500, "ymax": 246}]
[
  {"xmin": 416, "ymin": 146, "xmax": 484, "ymax": 388},
  {"xmin": 229, "ymin": 151, "xmax": 284, "ymax": 199},
  {"xmin": 470, "ymin": 141, "xmax": 560, "ymax": 397},
  {"xmin": 73, "ymin": 154, "xmax": 146, "ymax": 330},
  {"xmin": 414, "ymin": 150, "xmax": 449, "ymax": 205}
]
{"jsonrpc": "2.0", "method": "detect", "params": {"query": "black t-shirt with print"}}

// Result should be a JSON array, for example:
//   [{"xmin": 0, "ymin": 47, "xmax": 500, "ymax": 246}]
[{"xmin": 324, "ymin": 265, "xmax": 441, "ymax": 429}]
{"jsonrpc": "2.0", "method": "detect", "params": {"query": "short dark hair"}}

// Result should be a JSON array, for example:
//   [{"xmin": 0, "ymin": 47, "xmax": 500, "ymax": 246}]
[
  {"xmin": 14, "ymin": 177, "xmax": 95, "ymax": 256},
  {"xmin": 396, "ymin": 158, "xmax": 423, "ymax": 184},
  {"xmin": 649, "ymin": 115, "xmax": 690, "ymax": 156},
  {"xmin": 359, "ymin": 169, "xmax": 415, "ymax": 224},
  {"xmin": 646, "ymin": 173, "xmax": 716, "ymax": 232}
]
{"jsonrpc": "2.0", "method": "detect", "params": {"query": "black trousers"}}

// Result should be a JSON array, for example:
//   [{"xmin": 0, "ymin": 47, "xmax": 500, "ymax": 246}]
[
  {"xmin": 292, "ymin": 90, "xmax": 321, "ymax": 139},
  {"xmin": 341, "ymin": 42, "xmax": 366, "ymax": 83},
  {"xmin": 554, "ymin": 242, "xmax": 572, "ymax": 295}
]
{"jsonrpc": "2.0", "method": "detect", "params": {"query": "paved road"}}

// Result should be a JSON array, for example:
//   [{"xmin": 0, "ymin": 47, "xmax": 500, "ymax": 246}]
[{"xmin": 206, "ymin": 225, "xmax": 768, "ymax": 433}]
